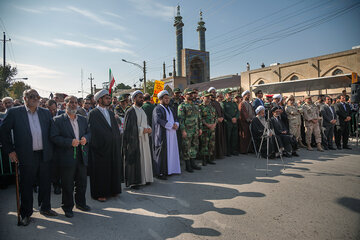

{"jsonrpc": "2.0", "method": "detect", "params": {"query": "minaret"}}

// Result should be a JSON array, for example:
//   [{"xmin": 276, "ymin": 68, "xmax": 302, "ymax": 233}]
[
  {"xmin": 197, "ymin": 10, "xmax": 206, "ymax": 51},
  {"xmin": 174, "ymin": 5, "xmax": 184, "ymax": 77},
  {"xmin": 163, "ymin": 62, "xmax": 166, "ymax": 79},
  {"xmin": 173, "ymin": 58, "xmax": 176, "ymax": 77}
]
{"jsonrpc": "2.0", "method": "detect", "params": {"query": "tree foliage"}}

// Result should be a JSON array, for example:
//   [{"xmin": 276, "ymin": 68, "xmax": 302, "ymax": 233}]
[
  {"xmin": 0, "ymin": 64, "xmax": 18, "ymax": 98},
  {"xmin": 8, "ymin": 81, "xmax": 31, "ymax": 99},
  {"xmin": 144, "ymin": 79, "xmax": 155, "ymax": 94},
  {"xmin": 115, "ymin": 82, "xmax": 131, "ymax": 90}
]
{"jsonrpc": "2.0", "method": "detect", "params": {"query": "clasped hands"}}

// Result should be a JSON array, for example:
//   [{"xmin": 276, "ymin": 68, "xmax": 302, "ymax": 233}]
[{"xmin": 72, "ymin": 137, "xmax": 87, "ymax": 147}]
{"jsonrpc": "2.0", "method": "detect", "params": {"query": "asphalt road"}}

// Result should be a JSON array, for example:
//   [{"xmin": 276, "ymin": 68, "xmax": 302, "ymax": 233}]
[{"xmin": 0, "ymin": 143, "xmax": 359, "ymax": 240}]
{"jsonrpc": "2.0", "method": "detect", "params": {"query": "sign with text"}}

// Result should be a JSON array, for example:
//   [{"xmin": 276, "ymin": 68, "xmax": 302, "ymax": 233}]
[{"xmin": 153, "ymin": 80, "xmax": 164, "ymax": 104}]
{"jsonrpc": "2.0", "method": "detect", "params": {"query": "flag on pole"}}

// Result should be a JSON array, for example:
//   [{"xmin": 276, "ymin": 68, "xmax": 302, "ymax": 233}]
[{"xmin": 109, "ymin": 68, "xmax": 115, "ymax": 96}]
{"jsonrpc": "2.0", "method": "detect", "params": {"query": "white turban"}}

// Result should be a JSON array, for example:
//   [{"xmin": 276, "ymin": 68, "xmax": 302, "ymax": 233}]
[
  {"xmin": 208, "ymin": 87, "xmax": 216, "ymax": 92},
  {"xmin": 94, "ymin": 89, "xmax": 109, "ymax": 102},
  {"xmin": 241, "ymin": 90, "xmax": 250, "ymax": 97},
  {"xmin": 157, "ymin": 90, "xmax": 169, "ymax": 99},
  {"xmin": 255, "ymin": 105, "xmax": 265, "ymax": 115},
  {"xmin": 131, "ymin": 90, "xmax": 143, "ymax": 101},
  {"xmin": 273, "ymin": 94, "xmax": 282, "ymax": 100}
]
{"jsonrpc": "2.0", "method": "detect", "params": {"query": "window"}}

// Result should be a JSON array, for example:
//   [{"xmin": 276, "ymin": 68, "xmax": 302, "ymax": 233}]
[
  {"xmin": 332, "ymin": 69, "xmax": 343, "ymax": 75},
  {"xmin": 290, "ymin": 75, "xmax": 299, "ymax": 81},
  {"xmin": 258, "ymin": 80, "xmax": 264, "ymax": 85}
]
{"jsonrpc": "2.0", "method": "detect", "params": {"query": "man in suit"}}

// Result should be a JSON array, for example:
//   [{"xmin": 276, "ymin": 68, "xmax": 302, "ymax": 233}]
[
  {"xmin": 51, "ymin": 96, "xmax": 91, "ymax": 218},
  {"xmin": 334, "ymin": 95, "xmax": 352, "ymax": 149},
  {"xmin": 252, "ymin": 90, "xmax": 264, "ymax": 111},
  {"xmin": 320, "ymin": 96, "xmax": 337, "ymax": 150},
  {"xmin": 0, "ymin": 89, "xmax": 57, "ymax": 226},
  {"xmin": 76, "ymin": 97, "xmax": 91, "ymax": 117},
  {"xmin": 270, "ymin": 106, "xmax": 299, "ymax": 157}
]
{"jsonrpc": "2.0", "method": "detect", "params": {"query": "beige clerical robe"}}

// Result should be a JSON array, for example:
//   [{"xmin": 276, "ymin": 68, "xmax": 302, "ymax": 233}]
[{"xmin": 134, "ymin": 106, "xmax": 154, "ymax": 184}]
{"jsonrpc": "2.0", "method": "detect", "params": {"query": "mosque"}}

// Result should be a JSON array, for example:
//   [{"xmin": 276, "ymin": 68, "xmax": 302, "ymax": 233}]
[{"xmin": 162, "ymin": 6, "xmax": 210, "ymax": 92}]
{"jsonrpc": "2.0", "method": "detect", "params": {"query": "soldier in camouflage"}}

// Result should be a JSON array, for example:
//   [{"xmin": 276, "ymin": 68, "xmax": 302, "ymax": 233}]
[
  {"xmin": 199, "ymin": 91, "xmax": 217, "ymax": 166},
  {"xmin": 285, "ymin": 95, "xmax": 306, "ymax": 148},
  {"xmin": 303, "ymin": 95, "xmax": 324, "ymax": 152},
  {"xmin": 178, "ymin": 88, "xmax": 202, "ymax": 172}
]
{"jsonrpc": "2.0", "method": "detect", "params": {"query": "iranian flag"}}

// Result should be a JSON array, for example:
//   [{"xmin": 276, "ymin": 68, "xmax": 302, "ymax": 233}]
[{"xmin": 109, "ymin": 68, "xmax": 115, "ymax": 96}]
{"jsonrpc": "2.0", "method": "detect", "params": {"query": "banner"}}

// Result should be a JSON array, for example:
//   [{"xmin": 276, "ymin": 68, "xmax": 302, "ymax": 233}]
[{"xmin": 153, "ymin": 80, "xmax": 164, "ymax": 104}]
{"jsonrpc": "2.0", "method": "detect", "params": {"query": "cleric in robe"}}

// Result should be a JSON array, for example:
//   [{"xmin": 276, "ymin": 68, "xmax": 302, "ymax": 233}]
[
  {"xmin": 122, "ymin": 90, "xmax": 154, "ymax": 189},
  {"xmin": 152, "ymin": 90, "xmax": 181, "ymax": 179},
  {"xmin": 88, "ymin": 89, "xmax": 123, "ymax": 202}
]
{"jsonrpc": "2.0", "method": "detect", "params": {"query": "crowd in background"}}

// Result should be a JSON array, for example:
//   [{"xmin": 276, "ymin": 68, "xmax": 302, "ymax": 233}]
[{"xmin": 0, "ymin": 86, "xmax": 357, "ymax": 226}]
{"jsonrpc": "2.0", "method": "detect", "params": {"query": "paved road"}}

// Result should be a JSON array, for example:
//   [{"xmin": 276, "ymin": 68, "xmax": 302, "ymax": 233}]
[{"xmin": 0, "ymin": 144, "xmax": 359, "ymax": 240}]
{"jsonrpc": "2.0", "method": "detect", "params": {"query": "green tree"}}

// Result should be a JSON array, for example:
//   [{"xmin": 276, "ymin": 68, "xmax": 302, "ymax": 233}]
[
  {"xmin": 144, "ymin": 79, "xmax": 155, "ymax": 94},
  {"xmin": 115, "ymin": 82, "xmax": 131, "ymax": 90},
  {"xmin": 8, "ymin": 81, "xmax": 31, "ymax": 99},
  {"xmin": 0, "ymin": 64, "xmax": 18, "ymax": 98}
]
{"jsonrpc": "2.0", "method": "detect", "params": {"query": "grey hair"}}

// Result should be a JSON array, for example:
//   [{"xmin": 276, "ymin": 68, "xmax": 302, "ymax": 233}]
[
  {"xmin": 64, "ymin": 95, "xmax": 78, "ymax": 103},
  {"xmin": 2, "ymin": 97, "xmax": 13, "ymax": 102}
]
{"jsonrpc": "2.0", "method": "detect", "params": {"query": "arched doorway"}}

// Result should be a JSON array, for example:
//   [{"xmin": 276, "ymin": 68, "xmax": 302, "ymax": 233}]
[{"xmin": 189, "ymin": 57, "xmax": 204, "ymax": 84}]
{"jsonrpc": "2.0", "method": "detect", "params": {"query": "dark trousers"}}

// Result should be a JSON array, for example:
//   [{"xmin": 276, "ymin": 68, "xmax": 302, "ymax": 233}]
[
  {"xmin": 278, "ymin": 134, "xmax": 297, "ymax": 153},
  {"xmin": 60, "ymin": 154, "xmax": 87, "ymax": 213},
  {"xmin": 335, "ymin": 122, "xmax": 350, "ymax": 147},
  {"xmin": 226, "ymin": 121, "xmax": 238, "ymax": 155},
  {"xmin": 324, "ymin": 124, "xmax": 335, "ymax": 148},
  {"xmin": 51, "ymin": 154, "xmax": 61, "ymax": 188},
  {"xmin": 19, "ymin": 151, "xmax": 51, "ymax": 218}
]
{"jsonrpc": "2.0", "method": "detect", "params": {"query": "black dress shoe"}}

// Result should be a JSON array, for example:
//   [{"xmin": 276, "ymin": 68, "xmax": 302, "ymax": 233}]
[
  {"xmin": 283, "ymin": 152, "xmax": 291, "ymax": 158},
  {"xmin": 343, "ymin": 146, "xmax": 352, "ymax": 150},
  {"xmin": 232, "ymin": 151, "xmax": 239, "ymax": 156},
  {"xmin": 130, "ymin": 185, "xmax": 140, "ymax": 190},
  {"xmin": 157, "ymin": 175, "xmax": 167, "ymax": 180},
  {"xmin": 207, "ymin": 159, "xmax": 216, "ymax": 165},
  {"xmin": 76, "ymin": 205, "xmax": 91, "ymax": 212},
  {"xmin": 323, "ymin": 145, "xmax": 329, "ymax": 150},
  {"xmin": 54, "ymin": 186, "xmax": 61, "ymax": 195},
  {"xmin": 64, "ymin": 211, "xmax": 74, "ymax": 218},
  {"xmin": 19, "ymin": 216, "xmax": 31, "ymax": 226},
  {"xmin": 292, "ymin": 152, "xmax": 299, "ymax": 157},
  {"xmin": 337, "ymin": 146, "xmax": 342, "ymax": 150},
  {"xmin": 40, "ymin": 209, "xmax": 58, "ymax": 217}
]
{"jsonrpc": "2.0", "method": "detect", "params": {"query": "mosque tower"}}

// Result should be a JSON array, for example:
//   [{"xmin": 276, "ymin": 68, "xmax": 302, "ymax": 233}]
[
  {"xmin": 174, "ymin": 5, "xmax": 184, "ymax": 77},
  {"xmin": 197, "ymin": 10, "xmax": 206, "ymax": 51}
]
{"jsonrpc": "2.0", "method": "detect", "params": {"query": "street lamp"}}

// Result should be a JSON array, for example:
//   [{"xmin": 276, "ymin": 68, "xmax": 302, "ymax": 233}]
[
  {"xmin": 12, "ymin": 77, "xmax": 28, "ymax": 81},
  {"xmin": 122, "ymin": 59, "xmax": 146, "ymax": 93}
]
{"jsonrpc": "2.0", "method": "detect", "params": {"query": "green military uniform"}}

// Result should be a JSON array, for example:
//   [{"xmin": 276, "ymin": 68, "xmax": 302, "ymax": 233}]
[
  {"xmin": 199, "ymin": 91, "xmax": 217, "ymax": 165},
  {"xmin": 221, "ymin": 89, "xmax": 239, "ymax": 155},
  {"xmin": 178, "ymin": 88, "xmax": 202, "ymax": 171},
  {"xmin": 142, "ymin": 101, "xmax": 155, "ymax": 127}
]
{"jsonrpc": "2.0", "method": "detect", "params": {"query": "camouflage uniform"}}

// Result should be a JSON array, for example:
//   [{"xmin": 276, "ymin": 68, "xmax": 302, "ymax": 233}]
[
  {"xmin": 285, "ymin": 104, "xmax": 303, "ymax": 141},
  {"xmin": 199, "ymin": 97, "xmax": 217, "ymax": 159},
  {"xmin": 303, "ymin": 99, "xmax": 323, "ymax": 151},
  {"xmin": 178, "ymin": 96, "xmax": 202, "ymax": 162}
]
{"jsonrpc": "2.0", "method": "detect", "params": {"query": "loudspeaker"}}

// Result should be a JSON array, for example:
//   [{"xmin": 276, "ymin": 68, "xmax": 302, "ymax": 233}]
[{"xmin": 351, "ymin": 83, "xmax": 360, "ymax": 103}]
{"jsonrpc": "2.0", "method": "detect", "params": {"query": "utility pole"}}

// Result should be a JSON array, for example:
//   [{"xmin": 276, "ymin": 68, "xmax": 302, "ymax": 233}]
[
  {"xmin": 2, "ymin": 32, "xmax": 11, "ymax": 68},
  {"xmin": 88, "ymin": 73, "xmax": 94, "ymax": 94},
  {"xmin": 143, "ymin": 61, "xmax": 146, "ymax": 93}
]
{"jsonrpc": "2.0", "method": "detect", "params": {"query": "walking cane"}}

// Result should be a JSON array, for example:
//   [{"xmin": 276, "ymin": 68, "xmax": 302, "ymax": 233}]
[{"xmin": 15, "ymin": 162, "xmax": 21, "ymax": 226}]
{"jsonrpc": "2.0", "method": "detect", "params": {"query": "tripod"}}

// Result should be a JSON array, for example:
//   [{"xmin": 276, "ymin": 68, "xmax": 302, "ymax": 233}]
[{"xmin": 256, "ymin": 112, "xmax": 286, "ymax": 175}]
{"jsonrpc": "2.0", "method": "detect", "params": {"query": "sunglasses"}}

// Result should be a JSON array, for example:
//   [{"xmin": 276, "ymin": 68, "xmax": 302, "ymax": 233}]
[{"xmin": 28, "ymin": 94, "xmax": 40, "ymax": 100}]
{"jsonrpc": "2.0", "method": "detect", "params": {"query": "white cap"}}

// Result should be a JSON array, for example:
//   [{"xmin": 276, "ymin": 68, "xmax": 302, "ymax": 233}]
[
  {"xmin": 94, "ymin": 89, "xmax": 109, "ymax": 102},
  {"xmin": 131, "ymin": 90, "xmax": 143, "ymax": 101},
  {"xmin": 157, "ymin": 90, "xmax": 169, "ymax": 99},
  {"xmin": 241, "ymin": 90, "xmax": 250, "ymax": 97},
  {"xmin": 273, "ymin": 94, "xmax": 282, "ymax": 99},
  {"xmin": 208, "ymin": 87, "xmax": 216, "ymax": 92},
  {"xmin": 255, "ymin": 105, "xmax": 265, "ymax": 114}
]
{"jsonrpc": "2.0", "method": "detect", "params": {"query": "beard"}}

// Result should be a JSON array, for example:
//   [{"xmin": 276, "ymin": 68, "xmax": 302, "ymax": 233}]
[
  {"xmin": 135, "ymin": 101, "xmax": 143, "ymax": 107},
  {"xmin": 66, "ymin": 107, "xmax": 77, "ymax": 115}
]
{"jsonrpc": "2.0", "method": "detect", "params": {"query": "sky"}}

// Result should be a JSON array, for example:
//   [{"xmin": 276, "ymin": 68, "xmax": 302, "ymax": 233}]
[{"xmin": 0, "ymin": 0, "xmax": 359, "ymax": 97}]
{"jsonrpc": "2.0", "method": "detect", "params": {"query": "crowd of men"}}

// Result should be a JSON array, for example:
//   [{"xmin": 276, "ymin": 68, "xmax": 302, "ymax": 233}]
[{"xmin": 0, "ymin": 86, "xmax": 357, "ymax": 226}]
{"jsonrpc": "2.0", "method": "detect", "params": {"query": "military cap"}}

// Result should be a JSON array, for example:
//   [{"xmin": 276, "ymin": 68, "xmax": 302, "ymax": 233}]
[
  {"xmin": 224, "ymin": 88, "xmax": 234, "ymax": 94},
  {"xmin": 271, "ymin": 106, "xmax": 281, "ymax": 113},
  {"xmin": 183, "ymin": 88, "xmax": 194, "ymax": 95},
  {"xmin": 201, "ymin": 90, "xmax": 212, "ymax": 97},
  {"xmin": 118, "ymin": 94, "xmax": 128, "ymax": 102},
  {"xmin": 174, "ymin": 87, "xmax": 182, "ymax": 93}
]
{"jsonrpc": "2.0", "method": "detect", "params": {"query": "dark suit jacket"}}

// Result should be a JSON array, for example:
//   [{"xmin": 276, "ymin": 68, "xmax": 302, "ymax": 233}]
[
  {"xmin": 50, "ymin": 113, "xmax": 91, "ymax": 166},
  {"xmin": 252, "ymin": 98, "xmax": 264, "ymax": 111},
  {"xmin": 76, "ymin": 108, "xmax": 88, "ymax": 117},
  {"xmin": 0, "ymin": 106, "xmax": 53, "ymax": 166},
  {"xmin": 334, "ymin": 102, "xmax": 351, "ymax": 126},
  {"xmin": 270, "ymin": 116, "xmax": 289, "ymax": 135},
  {"xmin": 320, "ymin": 104, "xmax": 336, "ymax": 127}
]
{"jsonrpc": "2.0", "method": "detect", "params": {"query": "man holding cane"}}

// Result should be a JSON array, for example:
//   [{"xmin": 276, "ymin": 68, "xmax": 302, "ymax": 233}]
[{"xmin": 0, "ymin": 89, "xmax": 57, "ymax": 226}]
